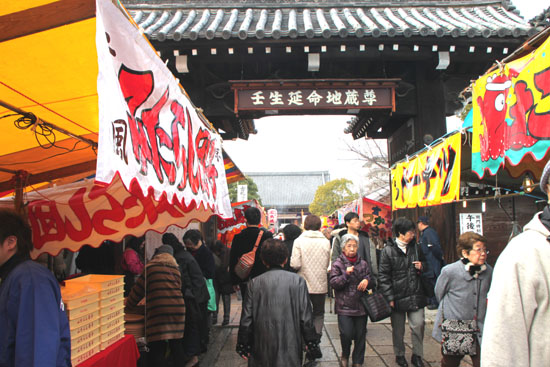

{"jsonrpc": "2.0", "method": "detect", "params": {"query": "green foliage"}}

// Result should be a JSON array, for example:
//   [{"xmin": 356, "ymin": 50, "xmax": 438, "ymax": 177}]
[
  {"xmin": 228, "ymin": 176, "xmax": 262, "ymax": 205},
  {"xmin": 309, "ymin": 179, "xmax": 356, "ymax": 216}
]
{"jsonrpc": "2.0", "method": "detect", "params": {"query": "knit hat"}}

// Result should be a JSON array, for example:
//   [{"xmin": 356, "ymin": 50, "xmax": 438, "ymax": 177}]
[
  {"xmin": 540, "ymin": 159, "xmax": 550, "ymax": 194},
  {"xmin": 417, "ymin": 216, "xmax": 429, "ymax": 224},
  {"xmin": 155, "ymin": 245, "xmax": 173, "ymax": 256}
]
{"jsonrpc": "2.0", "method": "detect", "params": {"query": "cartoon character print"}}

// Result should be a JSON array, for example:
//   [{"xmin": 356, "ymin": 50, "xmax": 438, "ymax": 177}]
[{"xmin": 477, "ymin": 74, "xmax": 512, "ymax": 161}]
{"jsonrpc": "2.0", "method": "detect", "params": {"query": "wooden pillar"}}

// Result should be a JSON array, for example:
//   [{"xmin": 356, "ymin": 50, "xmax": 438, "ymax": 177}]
[{"xmin": 414, "ymin": 63, "xmax": 447, "ymax": 152}]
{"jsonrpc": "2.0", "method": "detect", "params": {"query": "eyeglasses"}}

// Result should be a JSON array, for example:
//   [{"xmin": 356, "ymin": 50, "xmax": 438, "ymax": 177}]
[{"xmin": 471, "ymin": 248, "xmax": 489, "ymax": 255}]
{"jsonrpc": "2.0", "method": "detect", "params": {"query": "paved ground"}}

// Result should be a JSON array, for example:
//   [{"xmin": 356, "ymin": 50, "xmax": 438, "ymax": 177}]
[{"xmin": 200, "ymin": 294, "xmax": 474, "ymax": 367}]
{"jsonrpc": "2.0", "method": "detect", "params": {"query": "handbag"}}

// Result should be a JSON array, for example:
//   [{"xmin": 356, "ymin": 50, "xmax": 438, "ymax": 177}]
[
  {"xmin": 440, "ymin": 282, "xmax": 479, "ymax": 356},
  {"xmin": 205, "ymin": 278, "xmax": 217, "ymax": 312},
  {"xmin": 234, "ymin": 230, "xmax": 263, "ymax": 281},
  {"xmin": 360, "ymin": 290, "xmax": 392, "ymax": 322}
]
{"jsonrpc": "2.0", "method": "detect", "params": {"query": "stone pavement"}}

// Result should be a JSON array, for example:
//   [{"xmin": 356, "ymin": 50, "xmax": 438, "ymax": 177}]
[{"xmin": 200, "ymin": 294, "xmax": 474, "ymax": 367}]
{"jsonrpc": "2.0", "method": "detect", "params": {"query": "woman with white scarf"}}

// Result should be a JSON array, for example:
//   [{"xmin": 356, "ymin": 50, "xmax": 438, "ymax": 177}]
[{"xmin": 432, "ymin": 231, "xmax": 493, "ymax": 367}]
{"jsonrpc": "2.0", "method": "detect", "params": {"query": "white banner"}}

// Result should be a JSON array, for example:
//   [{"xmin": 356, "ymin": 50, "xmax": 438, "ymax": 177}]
[{"xmin": 95, "ymin": 0, "xmax": 231, "ymax": 219}]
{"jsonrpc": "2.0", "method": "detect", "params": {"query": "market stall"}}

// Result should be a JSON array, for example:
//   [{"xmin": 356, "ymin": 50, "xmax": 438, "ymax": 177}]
[
  {"xmin": 217, "ymin": 199, "xmax": 267, "ymax": 246},
  {"xmin": 337, "ymin": 197, "xmax": 392, "ymax": 245},
  {"xmin": 0, "ymin": 0, "xmax": 233, "ymax": 365}
]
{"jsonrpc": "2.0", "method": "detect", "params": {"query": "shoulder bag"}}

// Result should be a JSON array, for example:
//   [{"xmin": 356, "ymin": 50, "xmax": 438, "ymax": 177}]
[
  {"xmin": 440, "ymin": 280, "xmax": 479, "ymax": 356},
  {"xmin": 234, "ymin": 230, "xmax": 264, "ymax": 281},
  {"xmin": 361, "ymin": 289, "xmax": 392, "ymax": 322}
]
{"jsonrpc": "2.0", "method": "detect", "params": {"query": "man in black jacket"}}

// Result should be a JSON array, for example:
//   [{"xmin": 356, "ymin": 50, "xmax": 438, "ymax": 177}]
[
  {"xmin": 162, "ymin": 233, "xmax": 206, "ymax": 367},
  {"xmin": 229, "ymin": 207, "xmax": 273, "ymax": 303},
  {"xmin": 379, "ymin": 217, "xmax": 428, "ymax": 367}
]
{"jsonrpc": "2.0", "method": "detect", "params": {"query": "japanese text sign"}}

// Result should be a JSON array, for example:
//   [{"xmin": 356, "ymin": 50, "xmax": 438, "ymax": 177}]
[
  {"xmin": 25, "ymin": 176, "xmax": 216, "ymax": 259},
  {"xmin": 459, "ymin": 213, "xmax": 483, "ymax": 235},
  {"xmin": 391, "ymin": 132, "xmax": 461, "ymax": 210},
  {"xmin": 95, "ymin": 0, "xmax": 231, "ymax": 219},
  {"xmin": 472, "ymin": 36, "xmax": 550, "ymax": 178}
]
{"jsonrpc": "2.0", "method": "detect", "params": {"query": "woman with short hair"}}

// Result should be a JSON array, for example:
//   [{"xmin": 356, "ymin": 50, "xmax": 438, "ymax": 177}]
[
  {"xmin": 330, "ymin": 234, "xmax": 371, "ymax": 367},
  {"xmin": 432, "ymin": 231, "xmax": 493, "ymax": 367}
]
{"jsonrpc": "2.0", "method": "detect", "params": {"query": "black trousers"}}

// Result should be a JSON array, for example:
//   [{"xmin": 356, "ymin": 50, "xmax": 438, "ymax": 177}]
[
  {"xmin": 183, "ymin": 299, "xmax": 201, "ymax": 358},
  {"xmin": 148, "ymin": 338, "xmax": 186, "ymax": 366},
  {"xmin": 338, "ymin": 314, "xmax": 368, "ymax": 365}
]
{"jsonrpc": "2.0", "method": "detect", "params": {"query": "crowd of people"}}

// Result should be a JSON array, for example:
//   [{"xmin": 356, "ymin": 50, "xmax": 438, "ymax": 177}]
[{"xmin": 2, "ymin": 161, "xmax": 550, "ymax": 367}]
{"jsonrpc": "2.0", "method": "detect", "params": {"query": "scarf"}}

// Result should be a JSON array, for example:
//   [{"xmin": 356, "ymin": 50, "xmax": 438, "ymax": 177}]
[
  {"xmin": 461, "ymin": 257, "xmax": 487, "ymax": 278},
  {"xmin": 344, "ymin": 255, "xmax": 358, "ymax": 264}
]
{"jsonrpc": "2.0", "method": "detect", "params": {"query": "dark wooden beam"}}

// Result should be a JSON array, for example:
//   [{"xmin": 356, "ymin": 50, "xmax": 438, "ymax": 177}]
[
  {"xmin": 0, "ymin": 160, "xmax": 96, "ymax": 192},
  {"xmin": 0, "ymin": 0, "xmax": 95, "ymax": 43}
]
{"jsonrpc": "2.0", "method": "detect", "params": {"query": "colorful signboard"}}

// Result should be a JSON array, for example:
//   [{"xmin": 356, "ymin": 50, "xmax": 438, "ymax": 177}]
[
  {"xmin": 338, "ymin": 197, "xmax": 392, "ymax": 240},
  {"xmin": 391, "ymin": 132, "xmax": 462, "ymax": 210},
  {"xmin": 472, "ymin": 35, "xmax": 550, "ymax": 178},
  {"xmin": 95, "ymin": 0, "xmax": 231, "ymax": 219}
]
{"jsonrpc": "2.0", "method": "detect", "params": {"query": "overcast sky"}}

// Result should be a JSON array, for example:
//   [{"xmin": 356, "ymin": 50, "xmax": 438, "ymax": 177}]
[{"xmin": 223, "ymin": 0, "xmax": 548, "ymax": 188}]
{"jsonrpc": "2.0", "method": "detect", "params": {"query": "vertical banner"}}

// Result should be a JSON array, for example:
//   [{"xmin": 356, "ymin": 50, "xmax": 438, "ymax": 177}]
[
  {"xmin": 95, "ymin": 0, "xmax": 231, "ymax": 218},
  {"xmin": 472, "ymin": 36, "xmax": 550, "ymax": 178},
  {"xmin": 391, "ymin": 132, "xmax": 461, "ymax": 210}
]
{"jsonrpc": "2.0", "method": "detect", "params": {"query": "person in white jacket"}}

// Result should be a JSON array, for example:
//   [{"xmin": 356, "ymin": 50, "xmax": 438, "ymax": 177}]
[
  {"xmin": 290, "ymin": 215, "xmax": 331, "ymax": 335},
  {"xmin": 481, "ymin": 159, "xmax": 550, "ymax": 367}
]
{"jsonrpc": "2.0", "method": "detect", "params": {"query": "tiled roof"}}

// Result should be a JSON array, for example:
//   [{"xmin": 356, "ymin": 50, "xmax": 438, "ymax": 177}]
[
  {"xmin": 246, "ymin": 171, "xmax": 330, "ymax": 207},
  {"xmin": 126, "ymin": 4, "xmax": 534, "ymax": 42}
]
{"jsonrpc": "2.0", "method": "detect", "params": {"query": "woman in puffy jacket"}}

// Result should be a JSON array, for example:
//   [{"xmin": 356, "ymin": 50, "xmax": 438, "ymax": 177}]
[{"xmin": 330, "ymin": 233, "xmax": 371, "ymax": 367}]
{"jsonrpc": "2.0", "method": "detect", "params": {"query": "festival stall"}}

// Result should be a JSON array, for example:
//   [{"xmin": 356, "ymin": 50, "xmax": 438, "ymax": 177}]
[
  {"xmin": 0, "ymin": 0, "xmax": 233, "ymax": 365},
  {"xmin": 217, "ymin": 199, "xmax": 267, "ymax": 246},
  {"xmin": 337, "ymin": 197, "xmax": 393, "ymax": 244}
]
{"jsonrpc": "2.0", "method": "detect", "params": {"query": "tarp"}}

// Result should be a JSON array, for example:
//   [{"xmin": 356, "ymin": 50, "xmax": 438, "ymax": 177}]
[
  {"xmin": 472, "ymin": 34, "xmax": 550, "ymax": 178},
  {"xmin": 0, "ymin": 0, "xmax": 231, "ymax": 221},
  {"xmin": 338, "ymin": 197, "xmax": 392, "ymax": 240},
  {"xmin": 391, "ymin": 132, "xmax": 462, "ymax": 210},
  {"xmin": 0, "ymin": 176, "xmax": 217, "ymax": 259}
]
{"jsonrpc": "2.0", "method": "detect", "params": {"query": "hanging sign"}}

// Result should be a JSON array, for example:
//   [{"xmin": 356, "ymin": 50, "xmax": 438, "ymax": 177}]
[
  {"xmin": 391, "ymin": 132, "xmax": 461, "ymax": 210},
  {"xmin": 18, "ymin": 176, "xmax": 218, "ymax": 259},
  {"xmin": 459, "ymin": 213, "xmax": 483, "ymax": 235},
  {"xmin": 230, "ymin": 79, "xmax": 397, "ymax": 113},
  {"xmin": 95, "ymin": 0, "xmax": 231, "ymax": 219},
  {"xmin": 472, "ymin": 36, "xmax": 550, "ymax": 178}
]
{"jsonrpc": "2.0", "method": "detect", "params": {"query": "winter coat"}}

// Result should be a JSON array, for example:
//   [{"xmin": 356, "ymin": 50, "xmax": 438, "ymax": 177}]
[
  {"xmin": 229, "ymin": 227, "xmax": 273, "ymax": 284},
  {"xmin": 481, "ymin": 211, "xmax": 550, "ymax": 367},
  {"xmin": 191, "ymin": 244, "xmax": 216, "ymax": 279},
  {"xmin": 331, "ymin": 229, "xmax": 378, "ymax": 288},
  {"xmin": 127, "ymin": 253, "xmax": 185, "ymax": 343},
  {"xmin": 173, "ymin": 246, "xmax": 209, "ymax": 305},
  {"xmin": 418, "ymin": 226, "xmax": 444, "ymax": 280},
  {"xmin": 432, "ymin": 260, "xmax": 492, "ymax": 344},
  {"xmin": 0, "ymin": 257, "xmax": 71, "ymax": 367},
  {"xmin": 238, "ymin": 268, "xmax": 318, "ymax": 367},
  {"xmin": 290, "ymin": 230, "xmax": 331, "ymax": 294},
  {"xmin": 330, "ymin": 254, "xmax": 372, "ymax": 316},
  {"xmin": 378, "ymin": 238, "xmax": 428, "ymax": 311},
  {"xmin": 214, "ymin": 247, "xmax": 234, "ymax": 295}
]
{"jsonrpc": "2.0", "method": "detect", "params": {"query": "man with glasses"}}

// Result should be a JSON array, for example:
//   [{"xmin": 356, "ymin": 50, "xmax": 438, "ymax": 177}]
[
  {"xmin": 379, "ymin": 217, "xmax": 428, "ymax": 367},
  {"xmin": 481, "ymin": 159, "xmax": 550, "ymax": 367}
]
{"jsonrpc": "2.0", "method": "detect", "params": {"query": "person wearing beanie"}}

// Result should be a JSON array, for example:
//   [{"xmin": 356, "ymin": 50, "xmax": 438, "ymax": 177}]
[
  {"xmin": 481, "ymin": 160, "xmax": 550, "ymax": 367},
  {"xmin": 126, "ymin": 238, "xmax": 185, "ymax": 366}
]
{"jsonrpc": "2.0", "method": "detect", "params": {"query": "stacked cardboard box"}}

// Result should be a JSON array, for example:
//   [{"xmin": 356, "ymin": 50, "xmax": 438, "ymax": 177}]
[{"xmin": 65, "ymin": 275, "xmax": 125, "ymax": 363}]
